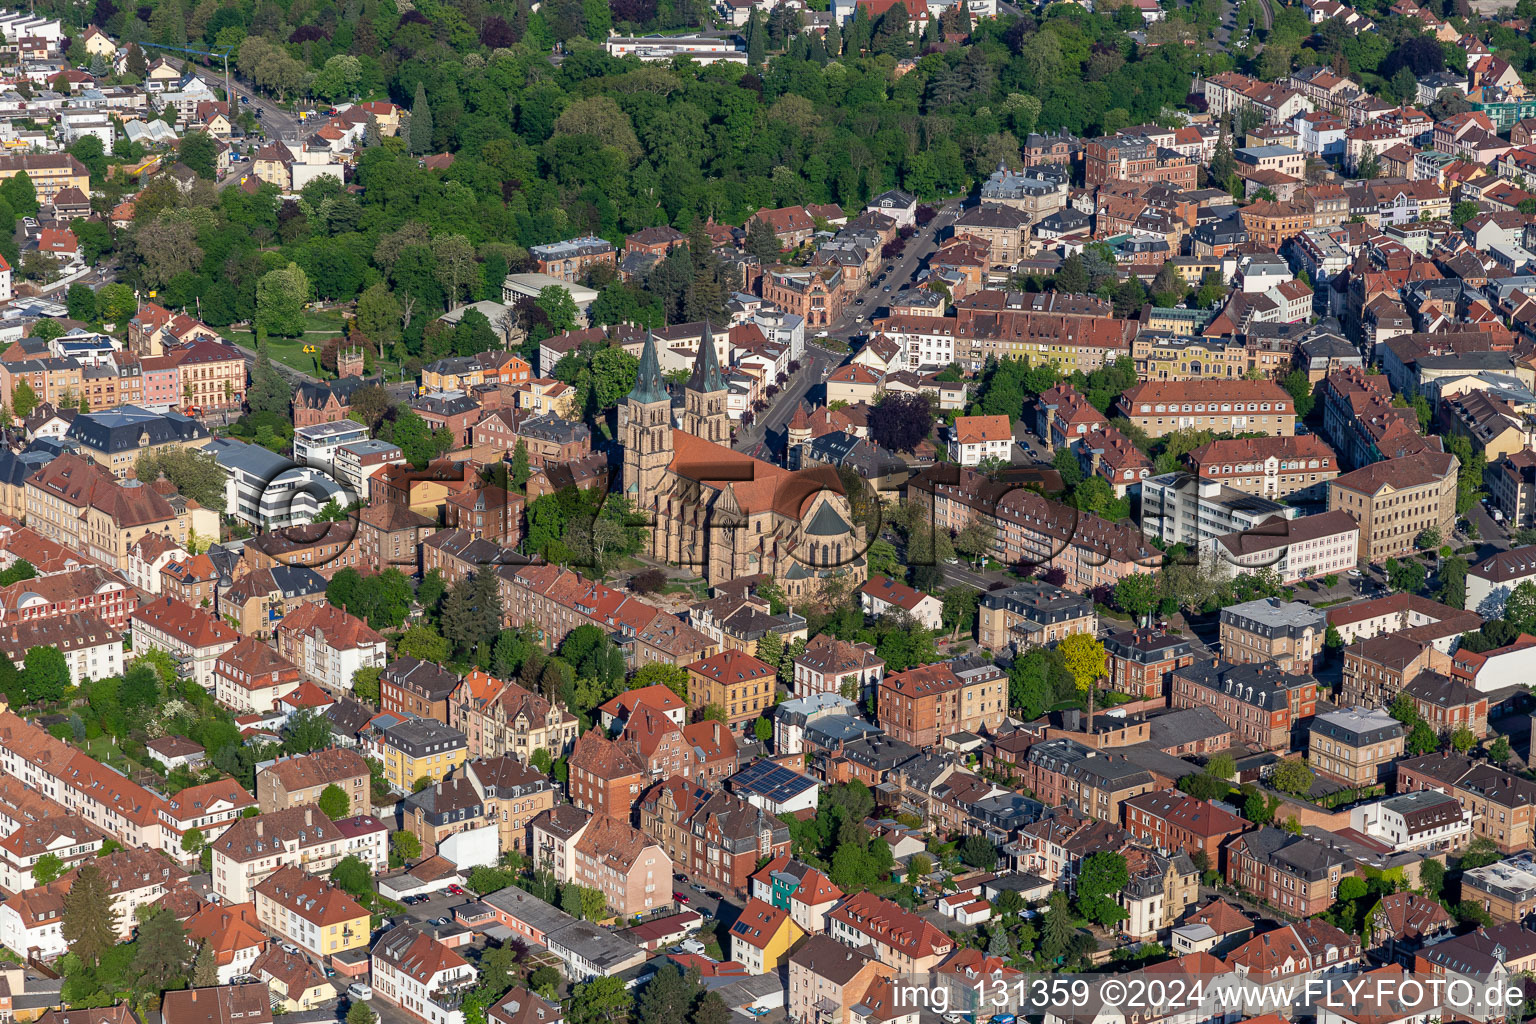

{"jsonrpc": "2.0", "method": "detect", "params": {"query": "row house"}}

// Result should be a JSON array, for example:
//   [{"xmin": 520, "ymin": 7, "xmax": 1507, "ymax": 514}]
[
  {"xmin": 876, "ymin": 661, "xmax": 1007, "ymax": 747},
  {"xmin": 273, "ymin": 602, "xmax": 387, "ymax": 694},
  {"xmin": 210, "ymin": 805, "xmax": 356, "ymax": 904},
  {"xmin": 449, "ymin": 668, "xmax": 580, "ymax": 762},
  {"xmin": 571, "ymin": 814, "xmax": 671, "ymax": 918},
  {"xmin": 256, "ymin": 748, "xmax": 371, "ymax": 818},
  {"xmin": 213, "ymin": 638, "xmax": 304, "ymax": 715},
  {"xmin": 0, "ymin": 564, "xmax": 134, "ymax": 634},
  {"xmin": 1396, "ymin": 753, "xmax": 1536, "ymax": 852},
  {"xmin": 636, "ymin": 777, "xmax": 791, "ymax": 894},
  {"xmin": 254, "ymin": 865, "xmax": 370, "ymax": 959},
  {"xmin": 1022, "ymin": 739, "xmax": 1156, "ymax": 824},
  {"xmin": 1121, "ymin": 789, "xmax": 1249, "ymax": 869},
  {"xmin": 1169, "ymin": 660, "xmax": 1318, "ymax": 751},
  {"xmin": 130, "ymin": 597, "xmax": 239, "ymax": 691},
  {"xmin": 906, "ymin": 465, "xmax": 1160, "ymax": 592},
  {"xmin": 25, "ymin": 453, "xmax": 186, "ymax": 571},
  {"xmin": 1224, "ymin": 827, "xmax": 1352, "ymax": 916},
  {"xmin": 827, "ymin": 891, "xmax": 953, "ymax": 973},
  {"xmin": 497, "ymin": 562, "xmax": 717, "ymax": 670}
]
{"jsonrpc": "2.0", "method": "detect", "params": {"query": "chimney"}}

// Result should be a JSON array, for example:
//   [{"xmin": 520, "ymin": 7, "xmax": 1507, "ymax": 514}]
[
  {"xmin": 256, "ymin": 821, "xmax": 263, "ymax": 838},
  {"xmin": 305, "ymin": 807, "xmax": 313, "ymax": 826},
  {"xmin": 713, "ymin": 722, "xmax": 721, "ymax": 744},
  {"xmin": 191, "ymin": 991, "xmax": 198, "ymax": 1002}
]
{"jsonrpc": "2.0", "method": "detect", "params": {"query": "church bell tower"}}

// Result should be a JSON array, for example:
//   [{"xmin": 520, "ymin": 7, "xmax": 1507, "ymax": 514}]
[
  {"xmin": 624, "ymin": 330, "xmax": 673, "ymax": 499},
  {"xmin": 683, "ymin": 323, "xmax": 729, "ymax": 445}
]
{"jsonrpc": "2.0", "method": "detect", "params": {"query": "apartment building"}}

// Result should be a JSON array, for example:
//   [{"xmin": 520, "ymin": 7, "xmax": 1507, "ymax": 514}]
[
  {"xmin": 976, "ymin": 581, "xmax": 1096, "ymax": 653},
  {"xmin": 531, "ymin": 805, "xmax": 592, "ymax": 883},
  {"xmin": 1225, "ymin": 827, "xmax": 1351, "ymax": 916},
  {"xmin": 254, "ymin": 865, "xmax": 370, "ymax": 959},
  {"xmin": 1461, "ymin": 855, "xmax": 1536, "ymax": 923},
  {"xmin": 1465, "ymin": 546, "xmax": 1536, "ymax": 618},
  {"xmin": 449, "ymin": 668, "xmax": 580, "ymax": 762},
  {"xmin": 1327, "ymin": 450, "xmax": 1459, "ymax": 563},
  {"xmin": 209, "ymin": 806, "xmax": 349, "ymax": 904},
  {"xmin": 1117, "ymin": 380, "xmax": 1295, "ymax": 438},
  {"xmin": 1103, "ymin": 630, "xmax": 1196, "ymax": 700},
  {"xmin": 1121, "ymin": 789, "xmax": 1249, "ymax": 868},
  {"xmin": 1397, "ymin": 753, "xmax": 1536, "ymax": 852},
  {"xmin": 273, "ymin": 602, "xmax": 387, "ymax": 693},
  {"xmin": 1308, "ymin": 706, "xmax": 1405, "ymax": 786},
  {"xmin": 1339, "ymin": 633, "xmax": 1452, "ymax": 707},
  {"xmin": 256, "ymin": 748, "xmax": 370, "ymax": 818},
  {"xmin": 686, "ymin": 649, "xmax": 777, "ymax": 725},
  {"xmin": 571, "ymin": 814, "xmax": 671, "ymax": 918},
  {"xmin": 212, "ymin": 638, "xmax": 304, "ymax": 715},
  {"xmin": 791, "ymin": 636, "xmax": 885, "ymax": 701},
  {"xmin": 25, "ymin": 453, "xmax": 186, "ymax": 570},
  {"xmin": 375, "ymin": 719, "xmax": 468, "ymax": 793},
  {"xmin": 465, "ymin": 757, "xmax": 556, "ymax": 857},
  {"xmin": 1219, "ymin": 598, "xmax": 1327, "ymax": 674},
  {"xmin": 907, "ymin": 466, "xmax": 1160, "ymax": 592},
  {"xmin": 568, "ymin": 729, "xmax": 646, "ymax": 821},
  {"xmin": 827, "ymin": 891, "xmax": 954, "ymax": 973},
  {"xmin": 130, "ymin": 596, "xmax": 239, "ymax": 690},
  {"xmin": 371, "ymin": 925, "xmax": 476, "ymax": 1024},
  {"xmin": 1170, "ymin": 660, "xmax": 1318, "ymax": 750},
  {"xmin": 636, "ymin": 778, "xmax": 791, "ymax": 894},
  {"xmin": 1022, "ymin": 738, "xmax": 1156, "ymax": 824},
  {"xmin": 876, "ymin": 661, "xmax": 1008, "ymax": 748},
  {"xmin": 788, "ymin": 935, "xmax": 887, "ymax": 1024},
  {"xmin": 0, "ymin": 612, "xmax": 122, "ymax": 688},
  {"xmin": 1188, "ymin": 435, "xmax": 1340, "ymax": 502}
]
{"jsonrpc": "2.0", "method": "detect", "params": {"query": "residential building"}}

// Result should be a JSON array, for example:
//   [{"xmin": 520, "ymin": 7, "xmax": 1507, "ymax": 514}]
[
  {"xmin": 787, "ymin": 935, "xmax": 886, "ymax": 1024},
  {"xmin": 381, "ymin": 657, "xmax": 459, "ymax": 724},
  {"xmin": 531, "ymin": 805, "xmax": 592, "ymax": 883},
  {"xmin": 371, "ymin": 925, "xmax": 476, "ymax": 1024},
  {"xmin": 858, "ymin": 576, "xmax": 944, "ymax": 631},
  {"xmin": 948, "ymin": 414, "xmax": 1013, "ymax": 466},
  {"xmin": 1327, "ymin": 450, "xmax": 1459, "ymax": 563},
  {"xmin": 568, "ymin": 729, "xmax": 646, "ymax": 821},
  {"xmin": 375, "ymin": 719, "xmax": 468, "ymax": 793},
  {"xmin": 686, "ymin": 650, "xmax": 776, "ymax": 725},
  {"xmin": 256, "ymin": 748, "xmax": 370, "ymax": 818},
  {"xmin": 212, "ymin": 639, "xmax": 304, "ymax": 715},
  {"xmin": 1140, "ymin": 473, "xmax": 1299, "ymax": 554},
  {"xmin": 208, "ymin": 806, "xmax": 349, "ymax": 904},
  {"xmin": 1225, "ymin": 827, "xmax": 1351, "ymax": 916},
  {"xmin": 130, "ymin": 596, "xmax": 239, "ymax": 690},
  {"xmin": 1349, "ymin": 790, "xmax": 1469, "ymax": 852},
  {"xmin": 1219, "ymin": 598, "xmax": 1327, "ymax": 674},
  {"xmin": 877, "ymin": 661, "xmax": 1008, "ymax": 748},
  {"xmin": 636, "ymin": 778, "xmax": 792, "ymax": 894},
  {"xmin": 449, "ymin": 669, "xmax": 580, "ymax": 763},
  {"xmin": 184, "ymin": 903, "xmax": 268, "ymax": 983},
  {"xmin": 1396, "ymin": 753, "xmax": 1536, "ymax": 852},
  {"xmin": 791, "ymin": 636, "xmax": 885, "ymax": 701},
  {"xmin": 1170, "ymin": 660, "xmax": 1319, "ymax": 750},
  {"xmin": 729, "ymin": 898, "xmax": 802, "ymax": 974},
  {"xmin": 160, "ymin": 987, "xmax": 273, "ymax": 1024},
  {"xmin": 1466, "ymin": 546, "xmax": 1536, "ymax": 618},
  {"xmin": 1103, "ymin": 630, "xmax": 1196, "ymax": 700},
  {"xmin": 976, "ymin": 582, "xmax": 1096, "ymax": 654},
  {"xmin": 1117, "ymin": 380, "xmax": 1295, "ymax": 438},
  {"xmin": 1023, "ymin": 738, "xmax": 1156, "ymax": 824},
  {"xmin": 827, "ymin": 891, "xmax": 953, "ymax": 972},
  {"xmin": 274, "ymin": 602, "xmax": 386, "ymax": 694},
  {"xmin": 1308, "ymin": 706, "xmax": 1405, "ymax": 786},
  {"xmin": 253, "ymin": 865, "xmax": 370, "ymax": 959},
  {"xmin": 1461, "ymin": 854, "xmax": 1536, "ymax": 924},
  {"xmin": 571, "ymin": 815, "xmax": 671, "ymax": 917},
  {"xmin": 1121, "ymin": 789, "xmax": 1249, "ymax": 868},
  {"xmin": 1188, "ymin": 435, "xmax": 1340, "ymax": 501}
]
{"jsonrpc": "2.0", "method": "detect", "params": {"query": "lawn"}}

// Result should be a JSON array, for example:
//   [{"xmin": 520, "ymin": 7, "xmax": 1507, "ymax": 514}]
[
  {"xmin": 80, "ymin": 733, "xmax": 140, "ymax": 775},
  {"xmin": 218, "ymin": 309, "xmax": 350, "ymax": 379}
]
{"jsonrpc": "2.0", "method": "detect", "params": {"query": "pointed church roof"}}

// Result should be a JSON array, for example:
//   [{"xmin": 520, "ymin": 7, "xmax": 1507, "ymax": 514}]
[
  {"xmin": 805, "ymin": 501, "xmax": 851, "ymax": 536},
  {"xmin": 629, "ymin": 330, "xmax": 669, "ymax": 405},
  {"xmin": 789, "ymin": 402, "xmax": 811, "ymax": 431},
  {"xmin": 688, "ymin": 323, "xmax": 725, "ymax": 395}
]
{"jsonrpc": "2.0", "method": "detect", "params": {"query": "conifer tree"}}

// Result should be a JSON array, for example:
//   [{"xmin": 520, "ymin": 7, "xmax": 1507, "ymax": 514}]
[
  {"xmin": 410, "ymin": 81, "xmax": 433, "ymax": 154},
  {"xmin": 62, "ymin": 863, "xmax": 118, "ymax": 968}
]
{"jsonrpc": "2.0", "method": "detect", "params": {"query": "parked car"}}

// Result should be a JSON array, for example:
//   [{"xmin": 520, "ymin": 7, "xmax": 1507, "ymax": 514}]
[
  {"xmin": 705, "ymin": 890, "xmax": 723, "ymax": 900},
  {"xmin": 347, "ymin": 984, "xmax": 373, "ymax": 1002},
  {"xmin": 430, "ymin": 917, "xmax": 449, "ymax": 926},
  {"xmin": 691, "ymin": 882, "xmax": 707, "ymax": 892},
  {"xmin": 1347, "ymin": 569, "xmax": 1363, "ymax": 577},
  {"xmin": 675, "ymin": 892, "xmax": 690, "ymax": 904},
  {"xmin": 446, "ymin": 884, "xmax": 466, "ymax": 896}
]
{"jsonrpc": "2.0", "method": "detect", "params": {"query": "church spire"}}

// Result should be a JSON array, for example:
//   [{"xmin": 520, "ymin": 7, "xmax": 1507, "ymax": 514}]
[
  {"xmin": 628, "ymin": 330, "xmax": 669, "ymax": 405},
  {"xmin": 688, "ymin": 322, "xmax": 725, "ymax": 395}
]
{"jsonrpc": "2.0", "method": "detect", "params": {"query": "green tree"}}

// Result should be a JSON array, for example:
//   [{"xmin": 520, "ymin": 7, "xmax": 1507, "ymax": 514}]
[
  {"xmin": 21, "ymin": 646, "xmax": 70, "ymax": 704},
  {"xmin": 1450, "ymin": 725, "xmax": 1476, "ymax": 753},
  {"xmin": 959, "ymin": 834, "xmax": 997, "ymax": 870},
  {"xmin": 1113, "ymin": 573, "xmax": 1158, "ymax": 620},
  {"xmin": 256, "ymin": 262, "xmax": 310, "ymax": 337},
  {"xmin": 536, "ymin": 285, "xmax": 579, "ymax": 334},
  {"xmin": 392, "ymin": 831, "xmax": 422, "ymax": 862},
  {"xmin": 318, "ymin": 784, "xmax": 350, "ymax": 819},
  {"xmin": 1419, "ymin": 857, "xmax": 1446, "ymax": 900},
  {"xmin": 1207, "ymin": 753, "xmax": 1236, "ymax": 780},
  {"xmin": 282, "ymin": 707, "xmax": 334, "ymax": 755},
  {"xmin": 1075, "ymin": 851, "xmax": 1129, "ymax": 927},
  {"xmin": 353, "ymin": 666, "xmax": 382, "ymax": 704},
  {"xmin": 348, "ymin": 1003, "xmax": 378, "ymax": 1024},
  {"xmin": 1461, "ymin": 836, "xmax": 1501, "ymax": 869},
  {"xmin": 11, "ymin": 379, "xmax": 38, "ymax": 420},
  {"xmin": 182, "ymin": 827, "xmax": 205, "ymax": 856},
  {"xmin": 247, "ymin": 341, "xmax": 292, "ymax": 416},
  {"xmin": 31, "ymin": 852, "xmax": 62, "ymax": 886},
  {"xmin": 62, "ymin": 863, "xmax": 119, "ymax": 968},
  {"xmin": 192, "ymin": 940, "xmax": 219, "ymax": 988},
  {"xmin": 399, "ymin": 623, "xmax": 452, "ymax": 663},
  {"xmin": 1491, "ymin": 734, "xmax": 1512, "ymax": 763},
  {"xmin": 330, "ymin": 855, "xmax": 373, "ymax": 903},
  {"xmin": 392, "ymin": 411, "xmax": 453, "ymax": 468},
  {"xmin": 1038, "ymin": 890, "xmax": 1075, "ymax": 963},
  {"xmin": 178, "ymin": 131, "xmax": 217, "ymax": 179},
  {"xmin": 1271, "ymin": 758, "xmax": 1314, "ymax": 796}
]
